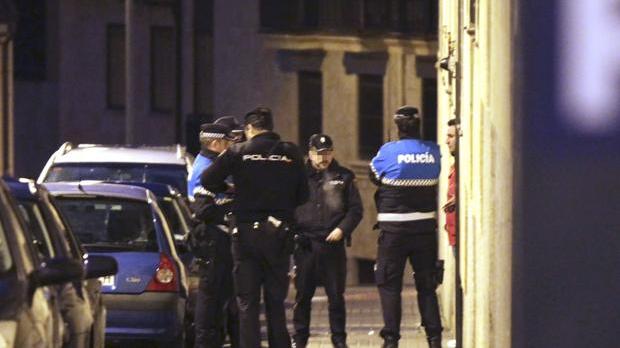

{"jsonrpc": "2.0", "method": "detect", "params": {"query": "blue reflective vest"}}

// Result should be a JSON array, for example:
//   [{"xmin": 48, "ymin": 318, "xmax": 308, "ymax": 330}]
[
  {"xmin": 188, "ymin": 153, "xmax": 213, "ymax": 200},
  {"xmin": 370, "ymin": 138, "xmax": 441, "ymax": 187}
]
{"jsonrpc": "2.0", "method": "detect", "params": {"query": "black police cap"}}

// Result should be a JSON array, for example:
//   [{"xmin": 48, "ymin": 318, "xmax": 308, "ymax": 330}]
[
  {"xmin": 214, "ymin": 116, "xmax": 242, "ymax": 131},
  {"xmin": 308, "ymin": 134, "xmax": 334, "ymax": 152},
  {"xmin": 394, "ymin": 106, "xmax": 420, "ymax": 120},
  {"xmin": 199, "ymin": 123, "xmax": 231, "ymax": 140}
]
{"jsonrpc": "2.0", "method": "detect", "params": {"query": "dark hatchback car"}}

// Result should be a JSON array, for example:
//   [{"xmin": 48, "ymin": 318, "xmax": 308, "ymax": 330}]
[
  {"xmin": 5, "ymin": 178, "xmax": 118, "ymax": 348},
  {"xmin": 0, "ymin": 178, "xmax": 84, "ymax": 348},
  {"xmin": 46, "ymin": 182, "xmax": 189, "ymax": 346}
]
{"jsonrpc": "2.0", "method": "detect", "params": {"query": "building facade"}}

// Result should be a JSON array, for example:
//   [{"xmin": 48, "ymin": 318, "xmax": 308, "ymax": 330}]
[
  {"xmin": 437, "ymin": 0, "xmax": 513, "ymax": 346},
  {"xmin": 12, "ymin": 0, "xmax": 212, "ymax": 177}
]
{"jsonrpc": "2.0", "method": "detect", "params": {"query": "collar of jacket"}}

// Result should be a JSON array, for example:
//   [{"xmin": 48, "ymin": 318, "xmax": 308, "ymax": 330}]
[
  {"xmin": 305, "ymin": 159, "xmax": 340, "ymax": 177},
  {"xmin": 251, "ymin": 131, "xmax": 281, "ymax": 141},
  {"xmin": 199, "ymin": 148, "xmax": 220, "ymax": 160}
]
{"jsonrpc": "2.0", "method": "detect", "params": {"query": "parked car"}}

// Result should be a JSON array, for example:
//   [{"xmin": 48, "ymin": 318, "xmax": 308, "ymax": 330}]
[
  {"xmin": 5, "ymin": 178, "xmax": 118, "ymax": 348},
  {"xmin": 109, "ymin": 181, "xmax": 201, "ymax": 345},
  {"xmin": 37, "ymin": 143, "xmax": 194, "ymax": 196},
  {"xmin": 0, "ymin": 178, "xmax": 84, "ymax": 348},
  {"xmin": 46, "ymin": 182, "xmax": 188, "ymax": 346}
]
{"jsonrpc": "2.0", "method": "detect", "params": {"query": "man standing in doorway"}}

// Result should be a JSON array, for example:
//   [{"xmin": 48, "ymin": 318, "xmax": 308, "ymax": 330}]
[
  {"xmin": 443, "ymin": 119, "xmax": 458, "ymax": 251},
  {"xmin": 370, "ymin": 106, "xmax": 443, "ymax": 348},
  {"xmin": 201, "ymin": 107, "xmax": 309, "ymax": 348},
  {"xmin": 292, "ymin": 134, "xmax": 363, "ymax": 348}
]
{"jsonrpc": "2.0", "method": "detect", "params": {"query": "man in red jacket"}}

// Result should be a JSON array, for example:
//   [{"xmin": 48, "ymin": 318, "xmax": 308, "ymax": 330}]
[{"xmin": 443, "ymin": 119, "xmax": 458, "ymax": 251}]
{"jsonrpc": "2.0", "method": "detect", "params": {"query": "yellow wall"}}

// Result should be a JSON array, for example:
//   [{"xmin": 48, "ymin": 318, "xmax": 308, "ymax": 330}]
[{"xmin": 438, "ymin": 1, "xmax": 513, "ymax": 346}]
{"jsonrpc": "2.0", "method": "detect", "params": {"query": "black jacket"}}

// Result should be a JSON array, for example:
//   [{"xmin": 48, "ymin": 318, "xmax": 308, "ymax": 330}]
[
  {"xmin": 295, "ymin": 160, "xmax": 363, "ymax": 241},
  {"xmin": 200, "ymin": 131, "xmax": 309, "ymax": 223}
]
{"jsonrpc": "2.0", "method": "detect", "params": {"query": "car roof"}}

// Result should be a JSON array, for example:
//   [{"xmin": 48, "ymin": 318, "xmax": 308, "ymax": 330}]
[
  {"xmin": 4, "ymin": 178, "xmax": 38, "ymax": 201},
  {"xmin": 44, "ymin": 182, "xmax": 153, "ymax": 202},
  {"xmin": 104, "ymin": 181, "xmax": 180, "ymax": 198},
  {"xmin": 53, "ymin": 145, "xmax": 187, "ymax": 165}
]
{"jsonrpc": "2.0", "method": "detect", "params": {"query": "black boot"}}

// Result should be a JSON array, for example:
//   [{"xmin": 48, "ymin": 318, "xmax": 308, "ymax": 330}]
[
  {"xmin": 382, "ymin": 338, "xmax": 398, "ymax": 348},
  {"xmin": 428, "ymin": 336, "xmax": 442, "ymax": 348},
  {"xmin": 332, "ymin": 342, "xmax": 348, "ymax": 348},
  {"xmin": 292, "ymin": 336, "xmax": 307, "ymax": 348}
]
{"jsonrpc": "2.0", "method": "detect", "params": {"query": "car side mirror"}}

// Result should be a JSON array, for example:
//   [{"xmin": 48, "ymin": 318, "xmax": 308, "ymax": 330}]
[
  {"xmin": 84, "ymin": 254, "xmax": 118, "ymax": 279},
  {"xmin": 30, "ymin": 257, "xmax": 84, "ymax": 290}
]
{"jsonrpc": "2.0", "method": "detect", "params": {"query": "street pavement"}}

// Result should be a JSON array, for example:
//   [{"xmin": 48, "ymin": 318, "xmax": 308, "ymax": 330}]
[{"xmin": 270, "ymin": 286, "xmax": 454, "ymax": 348}]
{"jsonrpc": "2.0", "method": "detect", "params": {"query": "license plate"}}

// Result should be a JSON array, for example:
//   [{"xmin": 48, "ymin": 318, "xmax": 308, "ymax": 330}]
[{"xmin": 99, "ymin": 275, "xmax": 116, "ymax": 288}]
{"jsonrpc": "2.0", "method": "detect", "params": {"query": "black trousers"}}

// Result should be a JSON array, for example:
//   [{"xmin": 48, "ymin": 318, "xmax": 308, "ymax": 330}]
[
  {"xmin": 375, "ymin": 231, "xmax": 443, "ymax": 341},
  {"xmin": 194, "ymin": 231, "xmax": 240, "ymax": 348},
  {"xmin": 232, "ymin": 222, "xmax": 291, "ymax": 348},
  {"xmin": 293, "ymin": 240, "xmax": 347, "ymax": 345}
]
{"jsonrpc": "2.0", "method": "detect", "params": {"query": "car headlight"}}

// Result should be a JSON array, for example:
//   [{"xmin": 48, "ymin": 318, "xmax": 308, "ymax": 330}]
[{"xmin": 0, "ymin": 320, "xmax": 17, "ymax": 348}]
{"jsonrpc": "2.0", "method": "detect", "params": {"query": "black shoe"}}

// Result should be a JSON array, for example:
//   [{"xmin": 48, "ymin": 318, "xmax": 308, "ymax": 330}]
[
  {"xmin": 428, "ymin": 336, "xmax": 442, "ymax": 348},
  {"xmin": 292, "ymin": 338, "xmax": 307, "ymax": 348},
  {"xmin": 382, "ymin": 339, "xmax": 398, "ymax": 348},
  {"xmin": 332, "ymin": 342, "xmax": 348, "ymax": 348}
]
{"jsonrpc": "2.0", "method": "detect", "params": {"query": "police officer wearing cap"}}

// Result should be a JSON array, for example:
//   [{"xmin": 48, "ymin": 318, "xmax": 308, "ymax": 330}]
[
  {"xmin": 292, "ymin": 134, "xmax": 363, "ymax": 348},
  {"xmin": 214, "ymin": 115, "xmax": 245, "ymax": 143},
  {"xmin": 188, "ymin": 122, "xmax": 239, "ymax": 348},
  {"xmin": 370, "ymin": 106, "xmax": 443, "ymax": 348},
  {"xmin": 200, "ymin": 107, "xmax": 309, "ymax": 348},
  {"xmin": 188, "ymin": 123, "xmax": 233, "ymax": 200}
]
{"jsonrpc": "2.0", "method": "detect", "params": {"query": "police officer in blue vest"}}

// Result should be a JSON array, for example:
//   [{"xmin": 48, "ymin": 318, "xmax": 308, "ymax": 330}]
[
  {"xmin": 370, "ymin": 106, "xmax": 443, "ymax": 348},
  {"xmin": 188, "ymin": 122, "xmax": 239, "ymax": 348}
]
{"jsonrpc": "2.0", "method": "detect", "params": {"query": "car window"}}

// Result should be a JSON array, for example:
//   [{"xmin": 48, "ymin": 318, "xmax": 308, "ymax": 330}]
[
  {"xmin": 0, "ymin": 191, "xmax": 36, "ymax": 272},
  {"xmin": 17, "ymin": 202, "xmax": 56, "ymax": 259},
  {"xmin": 0, "ymin": 215, "xmax": 12, "ymax": 273},
  {"xmin": 56, "ymin": 198, "xmax": 159, "ymax": 252},
  {"xmin": 159, "ymin": 198, "xmax": 189, "ymax": 236},
  {"xmin": 45, "ymin": 163, "xmax": 188, "ymax": 195},
  {"xmin": 47, "ymin": 200, "xmax": 83, "ymax": 260}
]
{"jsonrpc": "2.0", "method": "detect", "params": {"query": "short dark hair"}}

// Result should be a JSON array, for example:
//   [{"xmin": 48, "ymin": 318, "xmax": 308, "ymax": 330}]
[
  {"xmin": 448, "ymin": 118, "xmax": 458, "ymax": 127},
  {"xmin": 244, "ymin": 107, "xmax": 274, "ymax": 131},
  {"xmin": 394, "ymin": 106, "xmax": 421, "ymax": 138}
]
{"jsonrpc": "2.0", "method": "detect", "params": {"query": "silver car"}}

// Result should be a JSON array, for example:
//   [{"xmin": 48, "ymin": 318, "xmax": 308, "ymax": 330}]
[{"xmin": 37, "ymin": 143, "xmax": 194, "ymax": 196}]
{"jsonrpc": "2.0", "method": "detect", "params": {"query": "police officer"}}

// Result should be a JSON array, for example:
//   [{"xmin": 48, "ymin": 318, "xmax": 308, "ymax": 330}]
[
  {"xmin": 215, "ymin": 115, "xmax": 245, "ymax": 143},
  {"xmin": 188, "ymin": 123, "xmax": 233, "ymax": 200},
  {"xmin": 370, "ymin": 106, "xmax": 443, "ymax": 348},
  {"xmin": 188, "ymin": 122, "xmax": 239, "ymax": 348},
  {"xmin": 292, "ymin": 134, "xmax": 363, "ymax": 348},
  {"xmin": 201, "ymin": 107, "xmax": 309, "ymax": 348}
]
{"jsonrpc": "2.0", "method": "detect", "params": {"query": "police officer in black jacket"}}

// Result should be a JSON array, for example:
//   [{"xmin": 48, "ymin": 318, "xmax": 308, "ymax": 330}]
[
  {"xmin": 200, "ymin": 107, "xmax": 309, "ymax": 348},
  {"xmin": 189, "ymin": 122, "xmax": 239, "ymax": 348},
  {"xmin": 292, "ymin": 134, "xmax": 363, "ymax": 348}
]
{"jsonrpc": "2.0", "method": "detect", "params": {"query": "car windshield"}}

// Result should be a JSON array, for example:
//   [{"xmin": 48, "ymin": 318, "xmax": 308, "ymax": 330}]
[
  {"xmin": 55, "ymin": 198, "xmax": 158, "ymax": 252},
  {"xmin": 0, "ymin": 218, "xmax": 12, "ymax": 274},
  {"xmin": 159, "ymin": 198, "xmax": 189, "ymax": 236},
  {"xmin": 45, "ymin": 163, "xmax": 188, "ymax": 195}
]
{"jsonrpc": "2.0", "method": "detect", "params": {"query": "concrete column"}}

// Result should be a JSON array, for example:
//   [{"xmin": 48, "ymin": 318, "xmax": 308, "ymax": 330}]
[
  {"xmin": 125, "ymin": 0, "xmax": 138, "ymax": 144},
  {"xmin": 0, "ymin": 36, "xmax": 13, "ymax": 175},
  {"xmin": 322, "ymin": 50, "xmax": 357, "ymax": 163},
  {"xmin": 181, "ymin": 0, "xmax": 194, "ymax": 142}
]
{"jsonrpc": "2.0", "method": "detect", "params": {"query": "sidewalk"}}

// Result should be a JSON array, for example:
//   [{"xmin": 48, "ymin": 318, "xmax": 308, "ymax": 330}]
[{"xmin": 278, "ymin": 286, "xmax": 453, "ymax": 348}]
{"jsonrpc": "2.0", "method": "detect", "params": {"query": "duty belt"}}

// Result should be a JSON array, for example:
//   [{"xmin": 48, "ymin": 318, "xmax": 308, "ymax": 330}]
[{"xmin": 377, "ymin": 211, "xmax": 437, "ymax": 222}]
